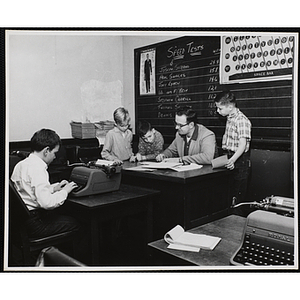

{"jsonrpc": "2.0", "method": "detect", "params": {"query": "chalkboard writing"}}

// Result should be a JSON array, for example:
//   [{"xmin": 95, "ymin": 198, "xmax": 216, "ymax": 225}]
[{"xmin": 134, "ymin": 36, "xmax": 293, "ymax": 151}]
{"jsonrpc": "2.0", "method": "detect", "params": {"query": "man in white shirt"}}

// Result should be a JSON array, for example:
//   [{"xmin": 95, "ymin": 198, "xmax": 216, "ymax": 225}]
[{"xmin": 11, "ymin": 128, "xmax": 79, "ymax": 238}]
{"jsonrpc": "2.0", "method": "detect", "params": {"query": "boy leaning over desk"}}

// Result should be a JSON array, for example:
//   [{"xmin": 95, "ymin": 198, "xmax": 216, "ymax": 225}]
[{"xmin": 130, "ymin": 120, "xmax": 164, "ymax": 162}]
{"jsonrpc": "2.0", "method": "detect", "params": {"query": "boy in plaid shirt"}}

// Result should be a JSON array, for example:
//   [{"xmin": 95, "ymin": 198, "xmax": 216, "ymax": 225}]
[{"xmin": 215, "ymin": 91, "xmax": 251, "ymax": 215}]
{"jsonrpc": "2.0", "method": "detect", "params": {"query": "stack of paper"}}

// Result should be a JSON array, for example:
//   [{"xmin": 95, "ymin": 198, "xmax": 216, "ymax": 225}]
[
  {"xmin": 164, "ymin": 225, "xmax": 221, "ymax": 252},
  {"xmin": 95, "ymin": 159, "xmax": 116, "ymax": 166},
  {"xmin": 139, "ymin": 161, "xmax": 203, "ymax": 172},
  {"xmin": 140, "ymin": 161, "xmax": 182, "ymax": 169}
]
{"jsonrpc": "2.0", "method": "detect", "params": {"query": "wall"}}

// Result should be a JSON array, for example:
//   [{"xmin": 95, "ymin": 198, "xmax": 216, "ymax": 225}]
[
  {"xmin": 7, "ymin": 32, "xmax": 180, "ymax": 141},
  {"xmin": 8, "ymin": 32, "xmax": 124, "ymax": 141}
]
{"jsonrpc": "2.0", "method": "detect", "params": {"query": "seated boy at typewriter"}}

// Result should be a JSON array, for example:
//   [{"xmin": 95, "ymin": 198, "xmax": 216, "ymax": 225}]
[{"xmin": 11, "ymin": 128, "xmax": 80, "ymax": 239}]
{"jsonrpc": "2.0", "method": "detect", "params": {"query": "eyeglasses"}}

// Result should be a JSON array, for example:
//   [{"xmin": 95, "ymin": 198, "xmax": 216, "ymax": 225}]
[{"xmin": 173, "ymin": 121, "xmax": 189, "ymax": 128}]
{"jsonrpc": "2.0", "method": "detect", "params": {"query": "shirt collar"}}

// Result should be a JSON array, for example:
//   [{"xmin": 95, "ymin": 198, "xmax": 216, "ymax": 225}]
[
  {"xmin": 183, "ymin": 124, "xmax": 198, "ymax": 141},
  {"xmin": 227, "ymin": 108, "xmax": 240, "ymax": 120},
  {"xmin": 113, "ymin": 125, "xmax": 130, "ymax": 135},
  {"xmin": 29, "ymin": 152, "xmax": 48, "ymax": 169}
]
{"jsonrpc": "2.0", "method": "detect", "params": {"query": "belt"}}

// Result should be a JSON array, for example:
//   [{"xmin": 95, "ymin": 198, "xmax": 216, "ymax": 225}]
[
  {"xmin": 223, "ymin": 149, "xmax": 235, "ymax": 156},
  {"xmin": 223, "ymin": 149, "xmax": 250, "ymax": 158},
  {"xmin": 223, "ymin": 149, "xmax": 250, "ymax": 159}
]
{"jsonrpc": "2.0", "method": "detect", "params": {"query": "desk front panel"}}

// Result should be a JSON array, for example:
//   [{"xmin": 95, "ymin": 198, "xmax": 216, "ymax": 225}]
[{"xmin": 122, "ymin": 164, "xmax": 233, "ymax": 239}]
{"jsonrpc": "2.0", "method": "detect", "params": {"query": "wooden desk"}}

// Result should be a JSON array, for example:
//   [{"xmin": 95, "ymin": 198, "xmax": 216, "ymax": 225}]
[
  {"xmin": 63, "ymin": 184, "xmax": 159, "ymax": 265},
  {"xmin": 148, "ymin": 214, "xmax": 245, "ymax": 266},
  {"xmin": 122, "ymin": 162, "xmax": 233, "ymax": 239}
]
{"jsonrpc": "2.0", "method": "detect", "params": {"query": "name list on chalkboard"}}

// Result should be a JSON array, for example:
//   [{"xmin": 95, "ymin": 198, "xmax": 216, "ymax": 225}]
[{"xmin": 135, "ymin": 36, "xmax": 221, "ymax": 138}]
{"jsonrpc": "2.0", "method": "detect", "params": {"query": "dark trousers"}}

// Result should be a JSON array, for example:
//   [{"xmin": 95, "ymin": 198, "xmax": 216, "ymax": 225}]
[
  {"xmin": 225, "ymin": 150, "xmax": 251, "ymax": 216},
  {"xmin": 25, "ymin": 209, "xmax": 80, "ymax": 238}
]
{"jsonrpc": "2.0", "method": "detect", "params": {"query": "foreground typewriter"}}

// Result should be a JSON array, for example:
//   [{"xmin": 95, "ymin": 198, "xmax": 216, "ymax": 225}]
[
  {"xmin": 230, "ymin": 196, "xmax": 294, "ymax": 266},
  {"xmin": 69, "ymin": 160, "xmax": 122, "ymax": 197}
]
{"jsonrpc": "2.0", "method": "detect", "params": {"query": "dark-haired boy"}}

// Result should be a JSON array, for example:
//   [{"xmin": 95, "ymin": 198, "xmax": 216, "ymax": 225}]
[
  {"xmin": 130, "ymin": 120, "xmax": 164, "ymax": 162},
  {"xmin": 11, "ymin": 128, "xmax": 80, "ymax": 238},
  {"xmin": 215, "ymin": 91, "xmax": 252, "ymax": 214}
]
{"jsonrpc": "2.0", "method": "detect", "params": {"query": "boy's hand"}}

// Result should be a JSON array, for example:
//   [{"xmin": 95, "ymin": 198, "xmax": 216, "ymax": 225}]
[
  {"xmin": 114, "ymin": 158, "xmax": 123, "ymax": 165},
  {"xmin": 62, "ymin": 181, "xmax": 78, "ymax": 194},
  {"xmin": 226, "ymin": 158, "xmax": 235, "ymax": 170},
  {"xmin": 129, "ymin": 155, "xmax": 137, "ymax": 163},
  {"xmin": 53, "ymin": 180, "xmax": 69, "ymax": 192},
  {"xmin": 156, "ymin": 153, "xmax": 165, "ymax": 162},
  {"xmin": 136, "ymin": 153, "xmax": 144, "ymax": 161}
]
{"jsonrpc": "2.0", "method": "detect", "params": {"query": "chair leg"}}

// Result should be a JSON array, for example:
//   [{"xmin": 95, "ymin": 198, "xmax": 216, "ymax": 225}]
[
  {"xmin": 22, "ymin": 244, "xmax": 32, "ymax": 266},
  {"xmin": 72, "ymin": 234, "xmax": 80, "ymax": 260}
]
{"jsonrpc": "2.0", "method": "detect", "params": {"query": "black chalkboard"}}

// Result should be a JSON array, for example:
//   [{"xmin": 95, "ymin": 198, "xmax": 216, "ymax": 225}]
[{"xmin": 134, "ymin": 36, "xmax": 293, "ymax": 151}]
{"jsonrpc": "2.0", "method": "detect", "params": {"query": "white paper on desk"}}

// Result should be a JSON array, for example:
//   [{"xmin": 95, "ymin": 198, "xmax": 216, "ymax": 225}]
[
  {"xmin": 167, "ymin": 243, "xmax": 200, "ymax": 252},
  {"xmin": 170, "ymin": 163, "xmax": 203, "ymax": 172},
  {"xmin": 164, "ymin": 225, "xmax": 221, "ymax": 250},
  {"xmin": 211, "ymin": 155, "xmax": 228, "ymax": 169},
  {"xmin": 140, "ymin": 161, "xmax": 182, "ymax": 169},
  {"xmin": 124, "ymin": 166, "xmax": 154, "ymax": 172}
]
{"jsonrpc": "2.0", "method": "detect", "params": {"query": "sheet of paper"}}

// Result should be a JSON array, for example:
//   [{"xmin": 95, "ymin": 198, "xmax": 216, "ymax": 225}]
[
  {"xmin": 167, "ymin": 243, "xmax": 200, "ymax": 252},
  {"xmin": 170, "ymin": 163, "xmax": 203, "ymax": 172},
  {"xmin": 123, "ymin": 166, "xmax": 154, "ymax": 172},
  {"xmin": 140, "ymin": 161, "xmax": 182, "ymax": 169},
  {"xmin": 164, "ymin": 224, "xmax": 222, "ymax": 250},
  {"xmin": 211, "ymin": 155, "xmax": 228, "ymax": 169},
  {"xmin": 95, "ymin": 159, "xmax": 115, "ymax": 166},
  {"xmin": 176, "ymin": 232, "xmax": 221, "ymax": 250},
  {"xmin": 164, "ymin": 225, "xmax": 185, "ymax": 243}
]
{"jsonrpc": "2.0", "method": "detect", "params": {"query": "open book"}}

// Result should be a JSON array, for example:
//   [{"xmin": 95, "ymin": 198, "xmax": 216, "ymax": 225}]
[{"xmin": 164, "ymin": 225, "xmax": 221, "ymax": 252}]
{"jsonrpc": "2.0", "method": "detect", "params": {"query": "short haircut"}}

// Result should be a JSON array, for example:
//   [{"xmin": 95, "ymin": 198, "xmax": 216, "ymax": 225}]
[
  {"xmin": 113, "ymin": 107, "xmax": 130, "ymax": 126},
  {"xmin": 138, "ymin": 120, "xmax": 152, "ymax": 137},
  {"xmin": 214, "ymin": 91, "xmax": 237, "ymax": 106},
  {"xmin": 30, "ymin": 128, "xmax": 61, "ymax": 152},
  {"xmin": 176, "ymin": 105, "xmax": 198, "ymax": 124}
]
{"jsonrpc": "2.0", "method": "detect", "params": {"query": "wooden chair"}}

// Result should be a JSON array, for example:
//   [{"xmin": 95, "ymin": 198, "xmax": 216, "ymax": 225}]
[{"xmin": 9, "ymin": 179, "xmax": 79, "ymax": 266}]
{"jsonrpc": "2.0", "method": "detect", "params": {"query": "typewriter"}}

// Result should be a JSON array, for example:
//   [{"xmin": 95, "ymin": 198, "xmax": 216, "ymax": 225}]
[
  {"xmin": 69, "ymin": 160, "xmax": 122, "ymax": 197},
  {"xmin": 230, "ymin": 196, "xmax": 294, "ymax": 266}
]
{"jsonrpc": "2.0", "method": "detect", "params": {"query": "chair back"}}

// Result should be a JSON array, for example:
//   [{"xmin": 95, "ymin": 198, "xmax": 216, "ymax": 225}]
[
  {"xmin": 9, "ymin": 179, "xmax": 31, "ymax": 223},
  {"xmin": 36, "ymin": 246, "xmax": 85, "ymax": 267}
]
